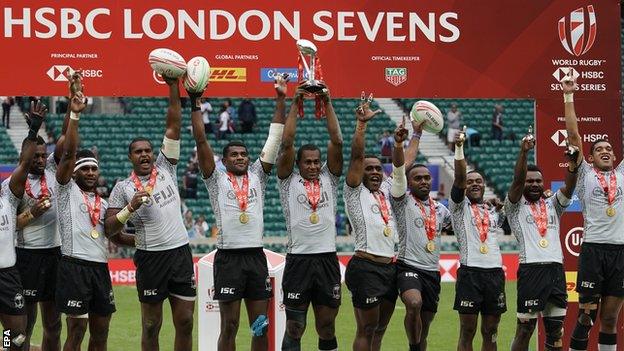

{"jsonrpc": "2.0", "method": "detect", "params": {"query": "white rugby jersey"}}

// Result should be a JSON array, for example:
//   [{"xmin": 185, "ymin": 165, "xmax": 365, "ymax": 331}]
[
  {"xmin": 203, "ymin": 159, "xmax": 268, "ymax": 249},
  {"xmin": 109, "ymin": 153, "xmax": 188, "ymax": 251},
  {"xmin": 344, "ymin": 179, "xmax": 397, "ymax": 258},
  {"xmin": 505, "ymin": 190, "xmax": 570, "ymax": 264},
  {"xmin": 576, "ymin": 159, "xmax": 624, "ymax": 244},
  {"xmin": 0, "ymin": 184, "xmax": 20, "ymax": 268},
  {"xmin": 14, "ymin": 154, "xmax": 60, "ymax": 249},
  {"xmin": 56, "ymin": 180, "xmax": 108, "ymax": 263},
  {"xmin": 279, "ymin": 164, "xmax": 339, "ymax": 254},
  {"xmin": 449, "ymin": 196, "xmax": 504, "ymax": 268},
  {"xmin": 392, "ymin": 195, "xmax": 451, "ymax": 271}
]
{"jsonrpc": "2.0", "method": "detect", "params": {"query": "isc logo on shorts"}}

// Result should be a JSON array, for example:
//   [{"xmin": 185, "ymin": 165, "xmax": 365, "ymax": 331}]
[
  {"xmin": 23, "ymin": 289, "xmax": 37, "ymax": 296},
  {"xmin": 404, "ymin": 272, "xmax": 419, "ymax": 278},
  {"xmin": 143, "ymin": 289, "xmax": 158, "ymax": 296},
  {"xmin": 67, "ymin": 300, "xmax": 82, "ymax": 308},
  {"xmin": 287, "ymin": 293, "xmax": 301, "ymax": 300},
  {"xmin": 460, "ymin": 300, "xmax": 474, "ymax": 307},
  {"xmin": 220, "ymin": 287, "xmax": 236, "ymax": 295},
  {"xmin": 524, "ymin": 299, "xmax": 539, "ymax": 307},
  {"xmin": 365, "ymin": 297, "xmax": 378, "ymax": 304},
  {"xmin": 580, "ymin": 281, "xmax": 595, "ymax": 288}
]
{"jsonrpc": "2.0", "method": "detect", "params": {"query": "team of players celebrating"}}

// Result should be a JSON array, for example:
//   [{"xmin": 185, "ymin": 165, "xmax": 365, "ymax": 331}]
[{"xmin": 0, "ymin": 71, "xmax": 621, "ymax": 351}]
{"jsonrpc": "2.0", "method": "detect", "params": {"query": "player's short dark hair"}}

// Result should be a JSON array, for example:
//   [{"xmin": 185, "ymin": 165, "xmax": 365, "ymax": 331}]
[
  {"xmin": 364, "ymin": 154, "xmax": 381, "ymax": 162},
  {"xmin": 22, "ymin": 136, "xmax": 45, "ymax": 149},
  {"xmin": 590, "ymin": 138, "xmax": 610, "ymax": 154},
  {"xmin": 76, "ymin": 149, "xmax": 96, "ymax": 161},
  {"xmin": 223, "ymin": 140, "xmax": 247, "ymax": 157},
  {"xmin": 297, "ymin": 144, "xmax": 320, "ymax": 162},
  {"xmin": 526, "ymin": 164, "xmax": 542, "ymax": 174},
  {"xmin": 128, "ymin": 137, "xmax": 152, "ymax": 154},
  {"xmin": 467, "ymin": 170, "xmax": 484, "ymax": 179},
  {"xmin": 406, "ymin": 163, "xmax": 429, "ymax": 177}
]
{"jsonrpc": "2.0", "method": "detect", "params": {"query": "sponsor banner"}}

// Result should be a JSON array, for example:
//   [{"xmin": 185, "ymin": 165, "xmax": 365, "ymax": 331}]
[
  {"xmin": 565, "ymin": 271, "xmax": 579, "ymax": 303},
  {"xmin": 260, "ymin": 67, "xmax": 307, "ymax": 82},
  {"xmin": 0, "ymin": 165, "xmax": 16, "ymax": 183},
  {"xmin": 0, "ymin": 1, "xmax": 620, "ymax": 100},
  {"xmin": 209, "ymin": 67, "xmax": 246, "ymax": 82}
]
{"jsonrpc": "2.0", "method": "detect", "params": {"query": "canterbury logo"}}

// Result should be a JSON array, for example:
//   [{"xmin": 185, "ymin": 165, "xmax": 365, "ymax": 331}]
[{"xmin": 558, "ymin": 5, "xmax": 597, "ymax": 57}]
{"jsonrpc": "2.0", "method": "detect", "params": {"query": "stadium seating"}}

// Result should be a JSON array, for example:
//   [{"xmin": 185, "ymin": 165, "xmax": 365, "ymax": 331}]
[
  {"xmin": 46, "ymin": 97, "xmax": 423, "ymax": 244},
  {"xmin": 397, "ymin": 99, "xmax": 535, "ymax": 198},
  {"xmin": 0, "ymin": 126, "xmax": 18, "ymax": 164}
]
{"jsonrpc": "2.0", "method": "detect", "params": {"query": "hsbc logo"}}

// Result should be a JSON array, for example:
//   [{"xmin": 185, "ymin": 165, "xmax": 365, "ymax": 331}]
[
  {"xmin": 552, "ymin": 67, "xmax": 579, "ymax": 82},
  {"xmin": 551, "ymin": 130, "xmax": 568, "ymax": 146},
  {"xmin": 47, "ymin": 65, "xmax": 103, "ymax": 81},
  {"xmin": 47, "ymin": 65, "xmax": 74, "ymax": 81},
  {"xmin": 558, "ymin": 5, "xmax": 597, "ymax": 57}
]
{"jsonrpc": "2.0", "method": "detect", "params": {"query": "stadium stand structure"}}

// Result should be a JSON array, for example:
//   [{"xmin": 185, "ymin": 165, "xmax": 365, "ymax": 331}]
[
  {"xmin": 0, "ymin": 125, "xmax": 18, "ymax": 164},
  {"xmin": 397, "ymin": 99, "xmax": 535, "ymax": 199}
]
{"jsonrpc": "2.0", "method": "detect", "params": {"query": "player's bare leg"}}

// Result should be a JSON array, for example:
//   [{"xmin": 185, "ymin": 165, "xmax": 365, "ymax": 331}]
[
  {"xmin": 598, "ymin": 296, "xmax": 624, "ymax": 350},
  {"xmin": 511, "ymin": 316, "xmax": 536, "ymax": 351},
  {"xmin": 40, "ymin": 301, "xmax": 61, "ymax": 351},
  {"xmin": 62, "ymin": 316, "xmax": 87, "ymax": 351},
  {"xmin": 457, "ymin": 314, "xmax": 478, "ymax": 351},
  {"xmin": 312, "ymin": 304, "xmax": 339, "ymax": 349},
  {"xmin": 245, "ymin": 298, "xmax": 269, "ymax": 351},
  {"xmin": 169, "ymin": 296, "xmax": 194, "ymax": 351},
  {"xmin": 0, "ymin": 313, "xmax": 27, "ymax": 351},
  {"xmin": 283, "ymin": 303, "xmax": 309, "ymax": 350},
  {"xmin": 87, "ymin": 314, "xmax": 111, "ymax": 351},
  {"xmin": 140, "ymin": 301, "xmax": 163, "ymax": 351},
  {"xmin": 420, "ymin": 311, "xmax": 436, "ymax": 351},
  {"xmin": 353, "ymin": 306, "xmax": 379, "ymax": 351},
  {"xmin": 23, "ymin": 303, "xmax": 37, "ymax": 350},
  {"xmin": 218, "ymin": 299, "xmax": 241, "ymax": 351},
  {"xmin": 480, "ymin": 314, "xmax": 501, "ymax": 351},
  {"xmin": 371, "ymin": 299, "xmax": 395, "ymax": 351},
  {"xmin": 401, "ymin": 289, "xmax": 424, "ymax": 347}
]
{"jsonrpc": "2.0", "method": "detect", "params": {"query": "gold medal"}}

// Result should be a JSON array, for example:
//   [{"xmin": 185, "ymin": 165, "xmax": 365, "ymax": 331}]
[
  {"xmin": 90, "ymin": 229, "xmax": 100, "ymax": 239},
  {"xmin": 426, "ymin": 240, "xmax": 436, "ymax": 253},
  {"xmin": 538, "ymin": 238, "xmax": 549, "ymax": 248},
  {"xmin": 309, "ymin": 212, "xmax": 319, "ymax": 224},
  {"xmin": 607, "ymin": 207, "xmax": 616, "ymax": 217},
  {"xmin": 479, "ymin": 243, "xmax": 489, "ymax": 254},
  {"xmin": 145, "ymin": 186, "xmax": 153, "ymax": 195},
  {"xmin": 239, "ymin": 212, "xmax": 249, "ymax": 224},
  {"xmin": 383, "ymin": 226, "xmax": 392, "ymax": 237}
]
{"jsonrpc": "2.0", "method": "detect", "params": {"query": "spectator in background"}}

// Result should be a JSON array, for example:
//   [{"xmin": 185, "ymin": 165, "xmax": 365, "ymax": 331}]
[
  {"xmin": 96, "ymin": 176, "xmax": 110, "ymax": 198},
  {"xmin": 1, "ymin": 96, "xmax": 13, "ymax": 128},
  {"xmin": 183, "ymin": 210, "xmax": 196, "ymax": 238},
  {"xmin": 335, "ymin": 212, "xmax": 346, "ymax": 236},
  {"xmin": 183, "ymin": 162, "xmax": 199, "ymax": 199},
  {"xmin": 446, "ymin": 103, "xmax": 462, "ymax": 150},
  {"xmin": 225, "ymin": 98, "xmax": 237, "ymax": 125},
  {"xmin": 216, "ymin": 103, "xmax": 230, "ymax": 140},
  {"xmin": 378, "ymin": 129, "xmax": 393, "ymax": 163},
  {"xmin": 194, "ymin": 215, "xmax": 209, "ymax": 238},
  {"xmin": 200, "ymin": 98, "xmax": 213, "ymax": 134},
  {"xmin": 491, "ymin": 104, "xmax": 504, "ymax": 141},
  {"xmin": 46, "ymin": 131, "xmax": 56, "ymax": 154},
  {"xmin": 90, "ymin": 145, "xmax": 100, "ymax": 160},
  {"xmin": 238, "ymin": 98, "xmax": 257, "ymax": 133}
]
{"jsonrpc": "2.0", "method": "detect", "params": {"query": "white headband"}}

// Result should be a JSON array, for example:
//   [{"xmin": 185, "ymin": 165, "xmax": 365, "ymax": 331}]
[{"xmin": 74, "ymin": 157, "xmax": 99, "ymax": 172}]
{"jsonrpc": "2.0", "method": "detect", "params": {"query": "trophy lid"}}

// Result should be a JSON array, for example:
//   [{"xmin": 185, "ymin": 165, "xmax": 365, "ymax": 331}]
[{"xmin": 296, "ymin": 39, "xmax": 317, "ymax": 54}]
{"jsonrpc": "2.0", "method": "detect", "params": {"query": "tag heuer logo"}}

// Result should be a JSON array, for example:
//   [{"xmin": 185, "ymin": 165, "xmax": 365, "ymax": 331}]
[{"xmin": 385, "ymin": 68, "xmax": 407, "ymax": 87}]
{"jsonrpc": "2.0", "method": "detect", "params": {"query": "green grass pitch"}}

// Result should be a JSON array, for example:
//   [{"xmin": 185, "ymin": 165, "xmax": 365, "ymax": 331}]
[{"xmin": 31, "ymin": 282, "xmax": 534, "ymax": 350}]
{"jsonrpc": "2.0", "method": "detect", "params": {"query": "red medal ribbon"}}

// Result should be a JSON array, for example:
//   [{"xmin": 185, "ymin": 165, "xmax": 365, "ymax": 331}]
[
  {"xmin": 372, "ymin": 191, "xmax": 390, "ymax": 225},
  {"xmin": 130, "ymin": 167, "xmax": 158, "ymax": 193},
  {"xmin": 528, "ymin": 198, "xmax": 548, "ymax": 236},
  {"xmin": 303, "ymin": 179, "xmax": 321, "ymax": 212},
  {"xmin": 25, "ymin": 174, "xmax": 49, "ymax": 200},
  {"xmin": 227, "ymin": 173, "xmax": 249, "ymax": 212},
  {"xmin": 594, "ymin": 168, "xmax": 617, "ymax": 206},
  {"xmin": 470, "ymin": 203, "xmax": 490, "ymax": 243},
  {"xmin": 80, "ymin": 190, "xmax": 101, "ymax": 229},
  {"xmin": 415, "ymin": 196, "xmax": 437, "ymax": 241}
]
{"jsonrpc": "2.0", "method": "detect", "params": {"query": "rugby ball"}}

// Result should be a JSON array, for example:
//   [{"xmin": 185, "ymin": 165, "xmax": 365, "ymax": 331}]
[
  {"xmin": 183, "ymin": 56, "xmax": 210, "ymax": 93},
  {"xmin": 410, "ymin": 100, "xmax": 444, "ymax": 134},
  {"xmin": 148, "ymin": 48, "xmax": 187, "ymax": 78}
]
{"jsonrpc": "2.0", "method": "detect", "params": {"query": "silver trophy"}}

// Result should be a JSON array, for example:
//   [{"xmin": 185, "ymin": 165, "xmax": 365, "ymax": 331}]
[
  {"xmin": 525, "ymin": 125, "xmax": 535, "ymax": 142},
  {"xmin": 296, "ymin": 39, "xmax": 327, "ymax": 94}
]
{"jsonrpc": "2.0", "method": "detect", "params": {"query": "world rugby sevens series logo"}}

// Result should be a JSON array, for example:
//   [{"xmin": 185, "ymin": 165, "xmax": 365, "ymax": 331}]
[{"xmin": 558, "ymin": 5, "xmax": 597, "ymax": 57}]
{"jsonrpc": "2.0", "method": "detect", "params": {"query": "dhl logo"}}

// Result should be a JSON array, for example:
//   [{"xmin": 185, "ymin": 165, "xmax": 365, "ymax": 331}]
[{"xmin": 209, "ymin": 67, "xmax": 247, "ymax": 82}]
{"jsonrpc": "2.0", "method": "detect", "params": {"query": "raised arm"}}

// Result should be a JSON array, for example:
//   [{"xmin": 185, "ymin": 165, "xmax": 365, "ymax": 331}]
[
  {"xmin": 561, "ymin": 72, "xmax": 583, "ymax": 163},
  {"xmin": 451, "ymin": 127, "xmax": 467, "ymax": 202},
  {"xmin": 321, "ymin": 89, "xmax": 344, "ymax": 177},
  {"xmin": 54, "ymin": 71, "xmax": 83, "ymax": 163},
  {"xmin": 276, "ymin": 75, "xmax": 300, "ymax": 179},
  {"xmin": 56, "ymin": 92, "xmax": 87, "ymax": 185},
  {"xmin": 346, "ymin": 92, "xmax": 381, "ymax": 187},
  {"xmin": 188, "ymin": 90, "xmax": 216, "ymax": 178},
  {"xmin": 404, "ymin": 118, "xmax": 425, "ymax": 168},
  {"xmin": 9, "ymin": 101, "xmax": 47, "ymax": 197},
  {"xmin": 508, "ymin": 135, "xmax": 535, "ymax": 203},
  {"xmin": 259, "ymin": 75, "xmax": 288, "ymax": 174},
  {"xmin": 162, "ymin": 76, "xmax": 182, "ymax": 165},
  {"xmin": 390, "ymin": 119, "xmax": 409, "ymax": 199}
]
